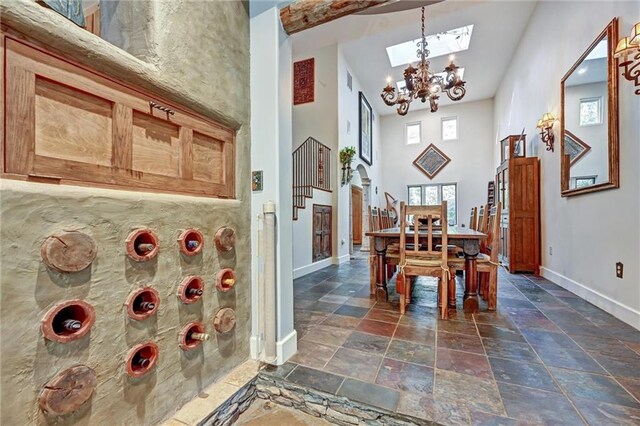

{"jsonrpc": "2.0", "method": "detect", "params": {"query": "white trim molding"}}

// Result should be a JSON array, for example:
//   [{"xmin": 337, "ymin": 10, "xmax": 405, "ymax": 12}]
[
  {"xmin": 293, "ymin": 258, "xmax": 332, "ymax": 279},
  {"xmin": 540, "ymin": 266, "xmax": 640, "ymax": 330},
  {"xmin": 276, "ymin": 330, "xmax": 297, "ymax": 365},
  {"xmin": 334, "ymin": 254, "xmax": 351, "ymax": 265}
]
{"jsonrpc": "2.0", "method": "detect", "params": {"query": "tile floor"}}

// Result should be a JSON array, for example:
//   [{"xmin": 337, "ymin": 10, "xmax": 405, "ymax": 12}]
[{"xmin": 275, "ymin": 253, "xmax": 640, "ymax": 425}]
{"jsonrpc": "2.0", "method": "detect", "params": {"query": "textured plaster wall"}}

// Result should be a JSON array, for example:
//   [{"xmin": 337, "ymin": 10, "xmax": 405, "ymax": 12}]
[{"xmin": 0, "ymin": 0, "xmax": 251, "ymax": 424}]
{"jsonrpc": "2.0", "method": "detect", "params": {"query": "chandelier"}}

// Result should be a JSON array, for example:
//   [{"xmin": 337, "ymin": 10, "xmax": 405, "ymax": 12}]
[{"xmin": 381, "ymin": 7, "xmax": 466, "ymax": 115}]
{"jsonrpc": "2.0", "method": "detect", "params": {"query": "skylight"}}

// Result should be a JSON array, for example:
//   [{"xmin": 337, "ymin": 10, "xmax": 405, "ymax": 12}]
[
  {"xmin": 386, "ymin": 25, "xmax": 474, "ymax": 68},
  {"xmin": 396, "ymin": 69, "xmax": 466, "ymax": 92}
]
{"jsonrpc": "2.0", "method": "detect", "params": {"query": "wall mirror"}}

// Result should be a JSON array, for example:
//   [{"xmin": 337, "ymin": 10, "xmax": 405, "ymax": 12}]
[{"xmin": 561, "ymin": 18, "xmax": 619, "ymax": 197}]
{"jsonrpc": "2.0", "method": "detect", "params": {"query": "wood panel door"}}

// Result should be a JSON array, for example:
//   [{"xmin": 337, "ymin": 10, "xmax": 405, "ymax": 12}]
[
  {"xmin": 351, "ymin": 186, "xmax": 363, "ymax": 245},
  {"xmin": 313, "ymin": 204, "xmax": 332, "ymax": 262}
]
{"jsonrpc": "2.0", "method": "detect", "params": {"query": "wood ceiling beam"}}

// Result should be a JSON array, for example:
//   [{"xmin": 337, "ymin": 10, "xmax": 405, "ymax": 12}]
[{"xmin": 280, "ymin": 0, "xmax": 392, "ymax": 35}]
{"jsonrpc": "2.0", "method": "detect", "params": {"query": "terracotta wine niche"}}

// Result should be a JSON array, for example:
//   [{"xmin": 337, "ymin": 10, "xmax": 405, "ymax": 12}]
[
  {"xmin": 213, "ymin": 307, "xmax": 236, "ymax": 334},
  {"xmin": 125, "ymin": 228, "xmax": 159, "ymax": 262},
  {"xmin": 216, "ymin": 268, "xmax": 236, "ymax": 293},
  {"xmin": 178, "ymin": 322, "xmax": 209, "ymax": 351},
  {"xmin": 39, "ymin": 365, "xmax": 97, "ymax": 416},
  {"xmin": 41, "ymin": 300, "xmax": 96, "ymax": 343},
  {"xmin": 125, "ymin": 342, "xmax": 159, "ymax": 378},
  {"xmin": 125, "ymin": 287, "xmax": 160, "ymax": 321},
  {"xmin": 214, "ymin": 226, "xmax": 235, "ymax": 252},
  {"xmin": 41, "ymin": 231, "xmax": 97, "ymax": 273},
  {"xmin": 178, "ymin": 228, "xmax": 204, "ymax": 256},
  {"xmin": 177, "ymin": 276, "xmax": 205, "ymax": 304}
]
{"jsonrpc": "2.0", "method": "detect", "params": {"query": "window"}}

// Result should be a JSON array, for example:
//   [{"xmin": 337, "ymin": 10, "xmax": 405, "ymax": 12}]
[
  {"xmin": 407, "ymin": 183, "xmax": 457, "ymax": 225},
  {"xmin": 386, "ymin": 25, "xmax": 474, "ymax": 67},
  {"xmin": 579, "ymin": 97, "xmax": 602, "ymax": 126},
  {"xmin": 573, "ymin": 176, "xmax": 597, "ymax": 188},
  {"xmin": 405, "ymin": 122, "xmax": 421, "ymax": 145},
  {"xmin": 442, "ymin": 117, "xmax": 458, "ymax": 141}
]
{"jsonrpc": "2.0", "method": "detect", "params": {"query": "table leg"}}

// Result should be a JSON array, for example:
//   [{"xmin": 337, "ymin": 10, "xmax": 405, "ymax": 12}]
[
  {"xmin": 374, "ymin": 237, "xmax": 388, "ymax": 302},
  {"xmin": 463, "ymin": 239, "xmax": 480, "ymax": 313}
]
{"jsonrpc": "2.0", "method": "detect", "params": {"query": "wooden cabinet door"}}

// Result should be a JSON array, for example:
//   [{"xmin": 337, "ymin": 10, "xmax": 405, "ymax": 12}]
[
  {"xmin": 510, "ymin": 159, "xmax": 540, "ymax": 273},
  {"xmin": 313, "ymin": 205, "xmax": 332, "ymax": 262},
  {"xmin": 351, "ymin": 186, "xmax": 363, "ymax": 245}
]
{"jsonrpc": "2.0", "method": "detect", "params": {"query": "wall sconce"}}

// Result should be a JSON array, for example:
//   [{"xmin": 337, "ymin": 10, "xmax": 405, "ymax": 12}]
[
  {"xmin": 614, "ymin": 22, "xmax": 640, "ymax": 95},
  {"xmin": 536, "ymin": 113, "xmax": 556, "ymax": 152}
]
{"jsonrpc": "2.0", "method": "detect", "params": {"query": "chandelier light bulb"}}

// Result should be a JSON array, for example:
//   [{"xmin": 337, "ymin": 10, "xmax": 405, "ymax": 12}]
[{"xmin": 449, "ymin": 54, "xmax": 455, "ymax": 63}]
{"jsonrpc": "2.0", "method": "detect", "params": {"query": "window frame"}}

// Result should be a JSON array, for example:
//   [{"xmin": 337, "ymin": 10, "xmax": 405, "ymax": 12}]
[
  {"xmin": 406, "ymin": 183, "xmax": 458, "ymax": 225},
  {"xmin": 405, "ymin": 121, "xmax": 422, "ymax": 145},
  {"xmin": 441, "ymin": 116, "xmax": 458, "ymax": 141},
  {"xmin": 579, "ymin": 96, "xmax": 603, "ymax": 127}
]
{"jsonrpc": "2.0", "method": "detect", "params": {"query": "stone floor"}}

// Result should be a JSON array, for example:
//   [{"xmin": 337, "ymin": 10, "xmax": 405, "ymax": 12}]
[
  {"xmin": 236, "ymin": 400, "xmax": 331, "ymax": 426},
  {"xmin": 277, "ymin": 255, "xmax": 640, "ymax": 425}
]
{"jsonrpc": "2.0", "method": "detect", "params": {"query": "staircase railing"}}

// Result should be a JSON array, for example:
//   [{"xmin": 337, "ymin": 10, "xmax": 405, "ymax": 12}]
[{"xmin": 292, "ymin": 137, "xmax": 332, "ymax": 220}]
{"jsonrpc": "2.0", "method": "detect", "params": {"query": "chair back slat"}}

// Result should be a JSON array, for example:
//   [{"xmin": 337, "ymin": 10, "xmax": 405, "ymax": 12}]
[
  {"xmin": 469, "ymin": 207, "xmax": 478, "ymax": 231},
  {"xmin": 486, "ymin": 203, "xmax": 501, "ymax": 261},
  {"xmin": 380, "ymin": 209, "xmax": 390, "ymax": 229},
  {"xmin": 477, "ymin": 204, "xmax": 489, "ymax": 233},
  {"xmin": 369, "ymin": 206, "xmax": 381, "ymax": 232}
]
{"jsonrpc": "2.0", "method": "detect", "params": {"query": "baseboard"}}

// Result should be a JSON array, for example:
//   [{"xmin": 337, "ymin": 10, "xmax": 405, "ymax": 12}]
[
  {"xmin": 275, "ymin": 330, "xmax": 297, "ymax": 365},
  {"xmin": 293, "ymin": 258, "xmax": 332, "ymax": 279},
  {"xmin": 333, "ymin": 254, "xmax": 350, "ymax": 265},
  {"xmin": 540, "ymin": 266, "xmax": 640, "ymax": 330}
]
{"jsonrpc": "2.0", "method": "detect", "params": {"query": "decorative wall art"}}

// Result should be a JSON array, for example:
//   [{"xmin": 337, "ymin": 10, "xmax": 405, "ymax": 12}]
[
  {"xmin": 359, "ymin": 92, "xmax": 373, "ymax": 165},
  {"xmin": 413, "ymin": 144, "xmax": 451, "ymax": 179},
  {"xmin": 293, "ymin": 58, "xmax": 315, "ymax": 105},
  {"xmin": 564, "ymin": 130, "xmax": 592, "ymax": 166}
]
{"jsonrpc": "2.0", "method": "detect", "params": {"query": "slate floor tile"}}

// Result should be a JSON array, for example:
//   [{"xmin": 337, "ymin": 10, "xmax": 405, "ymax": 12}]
[
  {"xmin": 375, "ymin": 358, "xmax": 434, "ymax": 394},
  {"xmin": 343, "ymin": 297, "xmax": 376, "ymax": 308},
  {"xmin": 365, "ymin": 308, "xmax": 401, "ymax": 324},
  {"xmin": 333, "ymin": 304, "xmax": 370, "ymax": 318},
  {"xmin": 304, "ymin": 301, "xmax": 341, "ymax": 314},
  {"xmin": 301, "ymin": 325, "xmax": 352, "ymax": 347},
  {"xmin": 434, "ymin": 369, "xmax": 505, "ymax": 416},
  {"xmin": 320, "ymin": 313, "xmax": 362, "ymax": 329},
  {"xmin": 289, "ymin": 340, "xmax": 337, "ymax": 369},
  {"xmin": 535, "ymin": 345, "xmax": 605, "ymax": 374},
  {"xmin": 482, "ymin": 338, "xmax": 541, "ymax": 363},
  {"xmin": 617, "ymin": 377, "xmax": 640, "ymax": 401},
  {"xmin": 356, "ymin": 319, "xmax": 397, "ymax": 337},
  {"xmin": 385, "ymin": 339, "xmax": 435, "ymax": 367},
  {"xmin": 397, "ymin": 392, "xmax": 471, "ymax": 425},
  {"xmin": 260, "ymin": 361, "xmax": 298, "ymax": 379},
  {"xmin": 342, "ymin": 331, "xmax": 391, "ymax": 355},
  {"xmin": 318, "ymin": 294, "xmax": 350, "ymax": 305},
  {"xmin": 477, "ymin": 324, "xmax": 526, "ymax": 343},
  {"xmin": 324, "ymin": 348, "xmax": 382, "ymax": 383},
  {"xmin": 337, "ymin": 378, "xmax": 400, "ymax": 412},
  {"xmin": 573, "ymin": 398, "xmax": 640, "ymax": 426},
  {"xmin": 398, "ymin": 313, "xmax": 437, "ymax": 329},
  {"xmin": 437, "ymin": 319, "xmax": 478, "ymax": 335},
  {"xmin": 437, "ymin": 331, "xmax": 485, "ymax": 354},
  {"xmin": 590, "ymin": 352, "xmax": 640, "ymax": 379},
  {"xmin": 497, "ymin": 382, "xmax": 583, "ymax": 424},
  {"xmin": 286, "ymin": 365, "xmax": 345, "ymax": 394},
  {"xmin": 489, "ymin": 357, "xmax": 559, "ymax": 392},
  {"xmin": 550, "ymin": 367, "xmax": 640, "ymax": 408},
  {"xmin": 394, "ymin": 324, "xmax": 437, "ymax": 345},
  {"xmin": 520, "ymin": 328, "xmax": 581, "ymax": 351},
  {"xmin": 436, "ymin": 348, "xmax": 493, "ymax": 380}
]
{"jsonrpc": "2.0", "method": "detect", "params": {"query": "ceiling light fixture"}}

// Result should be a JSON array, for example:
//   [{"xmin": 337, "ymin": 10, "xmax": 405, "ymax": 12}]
[{"xmin": 381, "ymin": 7, "xmax": 466, "ymax": 116}]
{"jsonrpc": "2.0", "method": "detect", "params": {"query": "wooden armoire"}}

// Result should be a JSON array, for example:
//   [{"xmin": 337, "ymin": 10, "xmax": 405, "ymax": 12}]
[{"xmin": 495, "ymin": 135, "xmax": 540, "ymax": 274}]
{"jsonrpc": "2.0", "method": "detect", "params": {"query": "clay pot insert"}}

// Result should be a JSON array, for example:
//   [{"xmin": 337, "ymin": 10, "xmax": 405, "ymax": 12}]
[
  {"xmin": 39, "ymin": 365, "xmax": 97, "ymax": 416},
  {"xmin": 41, "ymin": 231, "xmax": 97, "ymax": 273},
  {"xmin": 126, "ymin": 342, "xmax": 159, "ymax": 378},
  {"xmin": 179, "ymin": 322, "xmax": 209, "ymax": 351},
  {"xmin": 125, "ymin": 228, "xmax": 159, "ymax": 262},
  {"xmin": 213, "ymin": 307, "xmax": 237, "ymax": 334},
  {"xmin": 178, "ymin": 228, "xmax": 204, "ymax": 256},
  {"xmin": 214, "ymin": 226, "xmax": 235, "ymax": 252},
  {"xmin": 177, "ymin": 276, "xmax": 205, "ymax": 304},
  {"xmin": 216, "ymin": 268, "xmax": 236, "ymax": 293},
  {"xmin": 125, "ymin": 287, "xmax": 160, "ymax": 320},
  {"xmin": 42, "ymin": 300, "xmax": 96, "ymax": 343}
]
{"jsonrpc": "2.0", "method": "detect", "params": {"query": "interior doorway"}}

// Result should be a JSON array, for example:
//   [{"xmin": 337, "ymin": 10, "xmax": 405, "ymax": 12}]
[{"xmin": 351, "ymin": 186, "xmax": 363, "ymax": 245}]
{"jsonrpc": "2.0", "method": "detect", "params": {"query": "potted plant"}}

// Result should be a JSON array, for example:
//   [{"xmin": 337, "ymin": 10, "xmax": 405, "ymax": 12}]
[{"xmin": 339, "ymin": 146, "xmax": 356, "ymax": 186}]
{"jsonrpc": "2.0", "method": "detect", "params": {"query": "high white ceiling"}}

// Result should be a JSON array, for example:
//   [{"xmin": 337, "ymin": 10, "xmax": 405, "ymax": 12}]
[{"xmin": 291, "ymin": 0, "xmax": 538, "ymax": 115}]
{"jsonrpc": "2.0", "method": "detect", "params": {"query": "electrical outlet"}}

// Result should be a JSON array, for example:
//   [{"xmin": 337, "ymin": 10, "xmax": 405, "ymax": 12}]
[
  {"xmin": 549, "ymin": 246, "xmax": 553, "ymax": 256},
  {"xmin": 616, "ymin": 262, "xmax": 623, "ymax": 279}
]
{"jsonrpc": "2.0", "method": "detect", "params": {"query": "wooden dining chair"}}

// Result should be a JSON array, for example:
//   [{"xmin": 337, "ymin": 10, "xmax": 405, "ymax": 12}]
[
  {"xmin": 448, "ymin": 203, "xmax": 501, "ymax": 310},
  {"xmin": 477, "ymin": 204, "xmax": 489, "ymax": 252},
  {"xmin": 398, "ymin": 201, "xmax": 449, "ymax": 319},
  {"xmin": 380, "ymin": 209, "xmax": 391, "ymax": 229},
  {"xmin": 368, "ymin": 206, "xmax": 382, "ymax": 294},
  {"xmin": 469, "ymin": 207, "xmax": 478, "ymax": 231}
]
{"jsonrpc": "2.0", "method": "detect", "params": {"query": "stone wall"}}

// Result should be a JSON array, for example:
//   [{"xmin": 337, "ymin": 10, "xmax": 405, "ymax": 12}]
[{"xmin": 0, "ymin": 1, "xmax": 251, "ymax": 425}]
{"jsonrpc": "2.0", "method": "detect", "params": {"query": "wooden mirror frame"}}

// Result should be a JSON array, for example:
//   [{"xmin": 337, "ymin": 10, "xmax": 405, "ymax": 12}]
[{"xmin": 560, "ymin": 18, "xmax": 619, "ymax": 197}]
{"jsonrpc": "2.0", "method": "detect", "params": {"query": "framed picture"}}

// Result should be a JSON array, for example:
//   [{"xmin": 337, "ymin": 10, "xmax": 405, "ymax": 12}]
[
  {"xmin": 358, "ymin": 92, "xmax": 373, "ymax": 165},
  {"xmin": 293, "ymin": 58, "xmax": 314, "ymax": 105}
]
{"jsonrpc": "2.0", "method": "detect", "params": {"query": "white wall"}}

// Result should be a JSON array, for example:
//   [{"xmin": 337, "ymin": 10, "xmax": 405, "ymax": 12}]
[
  {"xmin": 380, "ymin": 99, "xmax": 495, "ymax": 226},
  {"xmin": 291, "ymin": 44, "xmax": 383, "ymax": 275},
  {"xmin": 493, "ymin": 1, "xmax": 640, "ymax": 329}
]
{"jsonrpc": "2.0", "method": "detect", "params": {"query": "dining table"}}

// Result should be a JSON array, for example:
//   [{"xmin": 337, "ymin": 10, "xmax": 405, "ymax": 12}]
[{"xmin": 365, "ymin": 226, "xmax": 487, "ymax": 313}]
